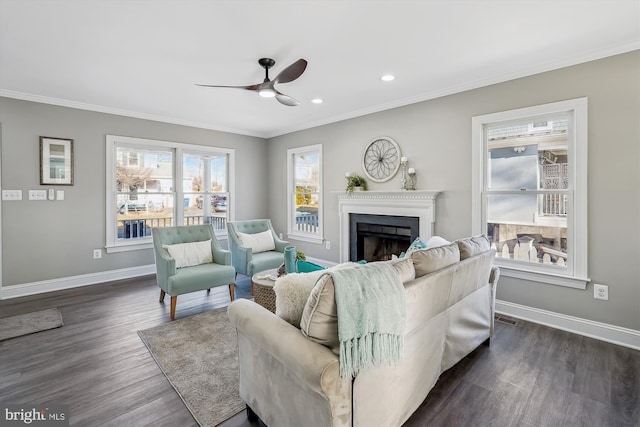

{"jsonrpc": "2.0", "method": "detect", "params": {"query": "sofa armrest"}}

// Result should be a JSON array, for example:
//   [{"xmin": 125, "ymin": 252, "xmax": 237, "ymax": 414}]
[
  {"xmin": 155, "ymin": 249, "xmax": 176, "ymax": 283},
  {"xmin": 489, "ymin": 265, "xmax": 500, "ymax": 336},
  {"xmin": 274, "ymin": 237, "xmax": 289, "ymax": 252},
  {"xmin": 212, "ymin": 248, "xmax": 231, "ymax": 265},
  {"xmin": 228, "ymin": 299, "xmax": 341, "ymax": 391},
  {"xmin": 489, "ymin": 265, "xmax": 500, "ymax": 285},
  {"xmin": 228, "ymin": 299, "xmax": 351, "ymax": 426}
]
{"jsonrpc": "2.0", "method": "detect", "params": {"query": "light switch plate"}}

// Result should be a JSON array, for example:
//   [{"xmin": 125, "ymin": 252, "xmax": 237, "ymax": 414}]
[
  {"xmin": 56, "ymin": 190, "xmax": 65, "ymax": 201},
  {"xmin": 28, "ymin": 190, "xmax": 47, "ymax": 200},
  {"xmin": 2, "ymin": 190, "xmax": 22, "ymax": 201}
]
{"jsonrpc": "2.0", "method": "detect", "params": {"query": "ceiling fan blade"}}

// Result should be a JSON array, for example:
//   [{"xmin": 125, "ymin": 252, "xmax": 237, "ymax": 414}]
[
  {"xmin": 273, "ymin": 59, "xmax": 308, "ymax": 84},
  {"xmin": 195, "ymin": 83, "xmax": 260, "ymax": 91},
  {"xmin": 275, "ymin": 92, "xmax": 300, "ymax": 106}
]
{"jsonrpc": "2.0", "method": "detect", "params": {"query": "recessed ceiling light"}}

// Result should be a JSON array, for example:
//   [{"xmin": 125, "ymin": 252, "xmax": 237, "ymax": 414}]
[
  {"xmin": 380, "ymin": 74, "xmax": 395, "ymax": 82},
  {"xmin": 311, "ymin": 98, "xmax": 324, "ymax": 104}
]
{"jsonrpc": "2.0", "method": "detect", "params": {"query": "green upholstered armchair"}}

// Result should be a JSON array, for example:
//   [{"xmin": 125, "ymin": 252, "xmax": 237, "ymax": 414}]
[
  {"xmin": 227, "ymin": 219, "xmax": 289, "ymax": 279},
  {"xmin": 151, "ymin": 224, "xmax": 236, "ymax": 320}
]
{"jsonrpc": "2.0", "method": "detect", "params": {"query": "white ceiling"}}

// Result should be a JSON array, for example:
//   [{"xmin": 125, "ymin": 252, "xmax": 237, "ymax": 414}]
[{"xmin": 1, "ymin": 0, "xmax": 638, "ymax": 138}]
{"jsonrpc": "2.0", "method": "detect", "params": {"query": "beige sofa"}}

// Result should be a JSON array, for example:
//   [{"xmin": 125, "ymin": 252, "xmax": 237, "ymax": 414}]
[{"xmin": 227, "ymin": 235, "xmax": 499, "ymax": 427}]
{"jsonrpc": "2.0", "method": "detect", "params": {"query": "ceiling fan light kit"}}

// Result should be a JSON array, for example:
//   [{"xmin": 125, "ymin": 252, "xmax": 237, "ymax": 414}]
[
  {"xmin": 197, "ymin": 57, "xmax": 307, "ymax": 106},
  {"xmin": 258, "ymin": 88, "xmax": 277, "ymax": 98}
]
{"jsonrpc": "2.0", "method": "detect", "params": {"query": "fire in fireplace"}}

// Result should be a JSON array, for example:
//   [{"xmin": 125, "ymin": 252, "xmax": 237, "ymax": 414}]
[{"xmin": 349, "ymin": 214, "xmax": 419, "ymax": 262}]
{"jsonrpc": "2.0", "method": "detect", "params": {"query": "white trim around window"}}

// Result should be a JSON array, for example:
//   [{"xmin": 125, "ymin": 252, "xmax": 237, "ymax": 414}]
[
  {"xmin": 286, "ymin": 144, "xmax": 323, "ymax": 244},
  {"xmin": 471, "ymin": 98, "xmax": 589, "ymax": 289},
  {"xmin": 105, "ymin": 135, "xmax": 235, "ymax": 253}
]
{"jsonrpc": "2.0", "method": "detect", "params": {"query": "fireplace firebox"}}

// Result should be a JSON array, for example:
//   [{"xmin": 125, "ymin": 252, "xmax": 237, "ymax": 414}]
[{"xmin": 349, "ymin": 214, "xmax": 419, "ymax": 262}]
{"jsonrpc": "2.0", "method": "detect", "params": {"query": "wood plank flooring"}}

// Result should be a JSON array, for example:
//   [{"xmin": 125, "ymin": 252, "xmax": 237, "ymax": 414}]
[{"xmin": 1, "ymin": 276, "xmax": 638, "ymax": 427}]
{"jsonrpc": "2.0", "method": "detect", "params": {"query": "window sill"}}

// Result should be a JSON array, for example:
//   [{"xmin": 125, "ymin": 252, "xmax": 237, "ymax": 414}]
[
  {"xmin": 106, "ymin": 241, "xmax": 153, "ymax": 253},
  {"xmin": 286, "ymin": 233, "xmax": 324, "ymax": 245},
  {"xmin": 497, "ymin": 263, "xmax": 589, "ymax": 289}
]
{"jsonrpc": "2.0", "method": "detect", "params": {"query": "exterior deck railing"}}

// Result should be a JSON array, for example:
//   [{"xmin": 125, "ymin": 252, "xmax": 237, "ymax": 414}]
[
  {"xmin": 120, "ymin": 214, "xmax": 318, "ymax": 239},
  {"xmin": 118, "ymin": 216, "xmax": 227, "ymax": 239},
  {"xmin": 295, "ymin": 214, "xmax": 319, "ymax": 233}
]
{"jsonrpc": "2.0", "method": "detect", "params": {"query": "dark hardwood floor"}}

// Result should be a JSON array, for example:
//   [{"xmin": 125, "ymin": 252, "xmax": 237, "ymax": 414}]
[{"xmin": 1, "ymin": 275, "xmax": 638, "ymax": 427}]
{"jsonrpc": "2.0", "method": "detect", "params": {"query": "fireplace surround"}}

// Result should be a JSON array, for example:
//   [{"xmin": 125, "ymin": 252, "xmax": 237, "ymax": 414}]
[{"xmin": 337, "ymin": 190, "xmax": 441, "ymax": 263}]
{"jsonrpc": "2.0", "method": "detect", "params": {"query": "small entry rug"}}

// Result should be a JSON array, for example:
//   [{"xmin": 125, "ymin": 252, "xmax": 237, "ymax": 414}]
[
  {"xmin": 0, "ymin": 307, "xmax": 64, "ymax": 341},
  {"xmin": 138, "ymin": 307, "xmax": 245, "ymax": 427}
]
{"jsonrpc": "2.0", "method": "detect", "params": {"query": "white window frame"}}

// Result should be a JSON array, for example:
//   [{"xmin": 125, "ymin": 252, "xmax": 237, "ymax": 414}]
[
  {"xmin": 287, "ymin": 144, "xmax": 323, "ymax": 244},
  {"xmin": 471, "ymin": 98, "xmax": 589, "ymax": 289},
  {"xmin": 105, "ymin": 135, "xmax": 235, "ymax": 253}
]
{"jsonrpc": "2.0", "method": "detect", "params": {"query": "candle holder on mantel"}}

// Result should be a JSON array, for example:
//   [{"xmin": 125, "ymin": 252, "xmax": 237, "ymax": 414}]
[
  {"xmin": 406, "ymin": 168, "xmax": 416, "ymax": 190},
  {"xmin": 400, "ymin": 157, "xmax": 417, "ymax": 190},
  {"xmin": 400, "ymin": 157, "xmax": 408, "ymax": 190}
]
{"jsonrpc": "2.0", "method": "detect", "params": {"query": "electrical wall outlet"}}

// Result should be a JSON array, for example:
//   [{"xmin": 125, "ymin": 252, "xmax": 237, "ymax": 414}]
[
  {"xmin": 2, "ymin": 190, "xmax": 22, "ymax": 200},
  {"xmin": 93, "ymin": 249, "xmax": 102, "ymax": 259},
  {"xmin": 325, "ymin": 241, "xmax": 331, "ymax": 250},
  {"xmin": 594, "ymin": 284, "xmax": 608, "ymax": 300}
]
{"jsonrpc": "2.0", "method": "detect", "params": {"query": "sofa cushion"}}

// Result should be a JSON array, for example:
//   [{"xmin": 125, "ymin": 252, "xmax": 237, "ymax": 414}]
[
  {"xmin": 237, "ymin": 229, "xmax": 275, "ymax": 253},
  {"xmin": 456, "ymin": 234, "xmax": 491, "ymax": 260},
  {"xmin": 300, "ymin": 274, "xmax": 340, "ymax": 353},
  {"xmin": 387, "ymin": 257, "xmax": 416, "ymax": 283},
  {"xmin": 411, "ymin": 242, "xmax": 460, "ymax": 277},
  {"xmin": 163, "ymin": 240, "xmax": 212, "ymax": 268},
  {"xmin": 299, "ymin": 260, "xmax": 411, "ymax": 353},
  {"xmin": 274, "ymin": 262, "xmax": 357, "ymax": 328}
]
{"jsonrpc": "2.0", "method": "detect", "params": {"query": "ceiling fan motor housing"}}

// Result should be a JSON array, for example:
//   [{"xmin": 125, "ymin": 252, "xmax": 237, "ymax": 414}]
[{"xmin": 258, "ymin": 58, "xmax": 276, "ymax": 69}]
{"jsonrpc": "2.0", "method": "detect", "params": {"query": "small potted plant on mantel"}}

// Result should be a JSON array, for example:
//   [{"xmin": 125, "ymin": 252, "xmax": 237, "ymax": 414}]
[{"xmin": 345, "ymin": 173, "xmax": 368, "ymax": 193}]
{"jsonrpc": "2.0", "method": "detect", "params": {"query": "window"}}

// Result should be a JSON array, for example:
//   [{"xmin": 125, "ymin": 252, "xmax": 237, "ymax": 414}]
[
  {"xmin": 472, "ymin": 98, "xmax": 588, "ymax": 289},
  {"xmin": 106, "ymin": 135, "xmax": 234, "ymax": 253},
  {"xmin": 287, "ymin": 145, "xmax": 323, "ymax": 243}
]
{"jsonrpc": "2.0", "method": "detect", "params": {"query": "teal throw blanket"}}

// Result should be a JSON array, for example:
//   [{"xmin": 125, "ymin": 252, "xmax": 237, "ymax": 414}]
[{"xmin": 325, "ymin": 262, "xmax": 406, "ymax": 378}]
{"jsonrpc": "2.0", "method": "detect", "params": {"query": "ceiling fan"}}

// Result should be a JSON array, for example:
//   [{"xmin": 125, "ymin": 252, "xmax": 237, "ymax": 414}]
[{"xmin": 197, "ymin": 58, "xmax": 308, "ymax": 106}]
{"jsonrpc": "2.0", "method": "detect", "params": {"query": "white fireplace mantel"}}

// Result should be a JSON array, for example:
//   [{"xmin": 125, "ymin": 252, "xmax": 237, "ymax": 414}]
[{"xmin": 336, "ymin": 190, "xmax": 442, "ymax": 262}]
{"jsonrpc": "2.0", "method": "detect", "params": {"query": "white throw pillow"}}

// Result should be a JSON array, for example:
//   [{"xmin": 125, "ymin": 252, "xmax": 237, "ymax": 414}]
[
  {"xmin": 426, "ymin": 235, "xmax": 451, "ymax": 248},
  {"xmin": 274, "ymin": 270, "xmax": 328, "ymax": 328},
  {"xmin": 237, "ymin": 230, "xmax": 275, "ymax": 253},
  {"xmin": 163, "ymin": 240, "xmax": 213, "ymax": 268}
]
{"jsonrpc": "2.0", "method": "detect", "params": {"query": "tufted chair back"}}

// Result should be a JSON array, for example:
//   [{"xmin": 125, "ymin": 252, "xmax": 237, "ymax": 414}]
[{"xmin": 227, "ymin": 219, "xmax": 289, "ymax": 277}]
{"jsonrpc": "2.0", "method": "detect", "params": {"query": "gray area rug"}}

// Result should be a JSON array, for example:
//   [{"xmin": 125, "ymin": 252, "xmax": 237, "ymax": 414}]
[
  {"xmin": 138, "ymin": 307, "xmax": 245, "ymax": 427},
  {"xmin": 0, "ymin": 307, "xmax": 63, "ymax": 341}
]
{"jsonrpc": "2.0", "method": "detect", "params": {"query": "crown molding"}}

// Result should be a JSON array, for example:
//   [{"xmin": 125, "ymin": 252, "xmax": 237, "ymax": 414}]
[{"xmin": 0, "ymin": 90, "xmax": 267, "ymax": 139}]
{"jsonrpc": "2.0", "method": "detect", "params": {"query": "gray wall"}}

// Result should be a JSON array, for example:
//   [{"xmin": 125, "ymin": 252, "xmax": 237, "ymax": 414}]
[
  {"xmin": 0, "ymin": 98, "xmax": 267, "ymax": 286},
  {"xmin": 267, "ymin": 51, "xmax": 640, "ymax": 331}
]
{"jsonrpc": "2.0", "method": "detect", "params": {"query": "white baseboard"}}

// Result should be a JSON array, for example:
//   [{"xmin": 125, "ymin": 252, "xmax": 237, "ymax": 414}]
[
  {"xmin": 496, "ymin": 299, "xmax": 640, "ymax": 351},
  {"xmin": 3, "ymin": 265, "xmax": 638, "ymax": 351},
  {"xmin": 0, "ymin": 264, "xmax": 156, "ymax": 300}
]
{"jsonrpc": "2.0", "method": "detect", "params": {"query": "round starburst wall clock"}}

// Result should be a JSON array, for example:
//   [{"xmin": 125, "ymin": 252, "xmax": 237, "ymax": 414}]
[{"xmin": 362, "ymin": 136, "xmax": 401, "ymax": 183}]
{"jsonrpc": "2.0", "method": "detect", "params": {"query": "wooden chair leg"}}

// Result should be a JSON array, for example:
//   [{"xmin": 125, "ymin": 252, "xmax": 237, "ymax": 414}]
[
  {"xmin": 159, "ymin": 289, "xmax": 166, "ymax": 302},
  {"xmin": 170, "ymin": 296, "xmax": 177, "ymax": 320},
  {"xmin": 229, "ymin": 283, "xmax": 235, "ymax": 301}
]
